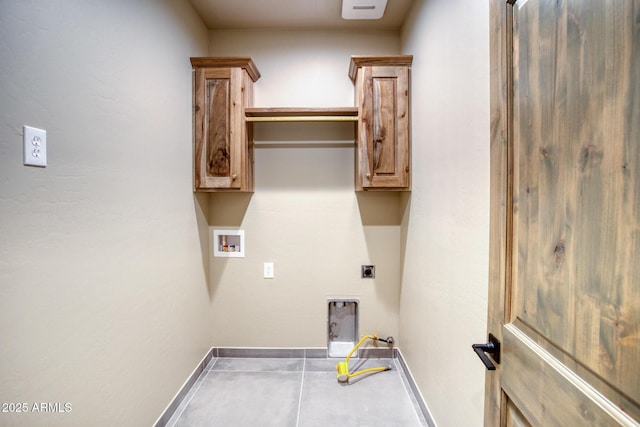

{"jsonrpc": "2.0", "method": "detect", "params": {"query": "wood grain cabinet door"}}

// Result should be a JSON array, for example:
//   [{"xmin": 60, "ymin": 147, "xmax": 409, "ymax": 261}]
[
  {"xmin": 193, "ymin": 67, "xmax": 253, "ymax": 192},
  {"xmin": 355, "ymin": 64, "xmax": 411, "ymax": 191}
]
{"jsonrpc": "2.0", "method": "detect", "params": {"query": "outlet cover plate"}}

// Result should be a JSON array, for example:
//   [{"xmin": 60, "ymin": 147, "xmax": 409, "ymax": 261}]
[
  {"xmin": 264, "ymin": 262, "xmax": 274, "ymax": 279},
  {"xmin": 23, "ymin": 125, "xmax": 47, "ymax": 167}
]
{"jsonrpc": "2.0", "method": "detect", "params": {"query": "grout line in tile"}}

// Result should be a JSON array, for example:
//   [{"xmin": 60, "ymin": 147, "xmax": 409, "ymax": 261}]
[
  {"xmin": 206, "ymin": 356, "xmax": 219, "ymax": 371},
  {"xmin": 295, "ymin": 359, "xmax": 306, "ymax": 427}
]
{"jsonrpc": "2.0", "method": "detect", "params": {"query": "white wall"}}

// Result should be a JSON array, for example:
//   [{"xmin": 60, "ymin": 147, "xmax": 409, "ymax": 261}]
[
  {"xmin": 0, "ymin": 1, "xmax": 210, "ymax": 426},
  {"xmin": 400, "ymin": 1, "xmax": 491, "ymax": 426},
  {"xmin": 206, "ymin": 30, "xmax": 406, "ymax": 347}
]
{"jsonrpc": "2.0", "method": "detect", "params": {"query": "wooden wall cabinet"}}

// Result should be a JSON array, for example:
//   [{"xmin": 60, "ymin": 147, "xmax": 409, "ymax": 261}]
[
  {"xmin": 350, "ymin": 56, "xmax": 413, "ymax": 191},
  {"xmin": 190, "ymin": 55, "xmax": 412, "ymax": 192},
  {"xmin": 191, "ymin": 57, "xmax": 260, "ymax": 192}
]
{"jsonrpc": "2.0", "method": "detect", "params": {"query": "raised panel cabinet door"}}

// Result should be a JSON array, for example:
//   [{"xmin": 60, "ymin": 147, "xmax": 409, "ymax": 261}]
[
  {"xmin": 356, "ymin": 65, "xmax": 410, "ymax": 190},
  {"xmin": 486, "ymin": 0, "xmax": 640, "ymax": 426},
  {"xmin": 193, "ymin": 67, "xmax": 250, "ymax": 191}
]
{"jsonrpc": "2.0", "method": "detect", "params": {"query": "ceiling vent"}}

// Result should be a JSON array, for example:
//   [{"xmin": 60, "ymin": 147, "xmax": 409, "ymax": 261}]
[{"xmin": 341, "ymin": 0, "xmax": 388, "ymax": 20}]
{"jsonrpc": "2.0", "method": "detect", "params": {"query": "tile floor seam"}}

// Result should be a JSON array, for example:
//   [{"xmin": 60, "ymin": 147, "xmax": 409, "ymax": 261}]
[{"xmin": 294, "ymin": 358, "xmax": 306, "ymax": 427}]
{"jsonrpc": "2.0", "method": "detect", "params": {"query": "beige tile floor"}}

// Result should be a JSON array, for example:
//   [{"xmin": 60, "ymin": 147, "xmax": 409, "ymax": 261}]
[{"xmin": 165, "ymin": 357, "xmax": 429, "ymax": 427}]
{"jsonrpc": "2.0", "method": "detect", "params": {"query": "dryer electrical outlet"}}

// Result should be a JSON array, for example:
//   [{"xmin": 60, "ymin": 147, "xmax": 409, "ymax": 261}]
[{"xmin": 361, "ymin": 265, "xmax": 375, "ymax": 278}]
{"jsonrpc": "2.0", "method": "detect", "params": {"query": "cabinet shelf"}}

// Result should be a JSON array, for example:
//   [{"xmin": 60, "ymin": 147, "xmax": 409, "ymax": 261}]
[{"xmin": 245, "ymin": 107, "xmax": 358, "ymax": 122}]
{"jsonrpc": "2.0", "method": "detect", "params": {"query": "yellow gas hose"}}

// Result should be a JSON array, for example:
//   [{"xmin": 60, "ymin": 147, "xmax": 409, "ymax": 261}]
[{"xmin": 336, "ymin": 334, "xmax": 392, "ymax": 383}]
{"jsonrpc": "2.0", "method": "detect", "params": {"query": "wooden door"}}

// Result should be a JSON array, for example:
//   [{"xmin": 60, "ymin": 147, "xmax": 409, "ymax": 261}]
[{"xmin": 486, "ymin": 0, "xmax": 640, "ymax": 426}]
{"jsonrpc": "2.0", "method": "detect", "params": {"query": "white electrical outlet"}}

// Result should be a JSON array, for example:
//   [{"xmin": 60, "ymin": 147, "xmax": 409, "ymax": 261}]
[
  {"xmin": 23, "ymin": 125, "xmax": 47, "ymax": 167},
  {"xmin": 264, "ymin": 262, "xmax": 274, "ymax": 279}
]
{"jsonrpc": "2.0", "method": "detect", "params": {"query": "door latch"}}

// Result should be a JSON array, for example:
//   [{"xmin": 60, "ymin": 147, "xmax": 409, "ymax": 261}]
[{"xmin": 472, "ymin": 333, "xmax": 501, "ymax": 370}]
